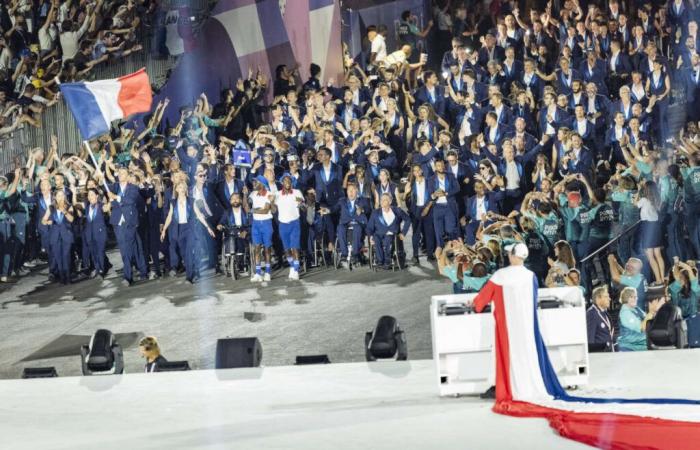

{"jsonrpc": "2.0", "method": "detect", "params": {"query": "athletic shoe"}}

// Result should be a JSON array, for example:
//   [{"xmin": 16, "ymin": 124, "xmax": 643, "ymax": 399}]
[
  {"xmin": 168, "ymin": 270, "xmax": 177, "ymax": 277},
  {"xmin": 251, "ymin": 273, "xmax": 262, "ymax": 282},
  {"xmin": 0, "ymin": 276, "xmax": 7, "ymax": 282},
  {"xmin": 148, "ymin": 271, "xmax": 158, "ymax": 281},
  {"xmin": 288, "ymin": 269, "xmax": 294, "ymax": 280},
  {"xmin": 289, "ymin": 270, "xmax": 299, "ymax": 281},
  {"xmin": 23, "ymin": 260, "xmax": 36, "ymax": 268},
  {"xmin": 263, "ymin": 272, "xmax": 271, "ymax": 282}
]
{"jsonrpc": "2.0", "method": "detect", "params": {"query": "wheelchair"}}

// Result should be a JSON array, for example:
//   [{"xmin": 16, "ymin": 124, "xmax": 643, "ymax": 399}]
[
  {"xmin": 368, "ymin": 233, "xmax": 406, "ymax": 272},
  {"xmin": 220, "ymin": 225, "xmax": 252, "ymax": 280},
  {"xmin": 333, "ymin": 223, "xmax": 371, "ymax": 271}
]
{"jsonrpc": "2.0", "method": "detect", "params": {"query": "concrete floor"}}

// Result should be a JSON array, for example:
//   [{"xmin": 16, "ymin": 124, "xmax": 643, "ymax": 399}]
[{"xmin": 0, "ymin": 250, "xmax": 447, "ymax": 379}]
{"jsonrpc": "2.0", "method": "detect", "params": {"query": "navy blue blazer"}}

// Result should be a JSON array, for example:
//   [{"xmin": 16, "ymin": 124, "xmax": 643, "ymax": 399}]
[
  {"xmin": 501, "ymin": 60, "xmax": 523, "ymax": 86},
  {"xmin": 579, "ymin": 59, "xmax": 609, "ymax": 94},
  {"xmin": 48, "ymin": 207, "xmax": 74, "ymax": 243},
  {"xmin": 465, "ymin": 192, "xmax": 502, "ymax": 222},
  {"xmin": 413, "ymin": 85, "xmax": 447, "ymax": 117},
  {"xmin": 216, "ymin": 178, "xmax": 245, "ymax": 209},
  {"xmin": 537, "ymin": 107, "xmax": 569, "ymax": 137},
  {"xmin": 109, "ymin": 183, "xmax": 142, "ymax": 228},
  {"xmin": 83, "ymin": 202, "xmax": 107, "ymax": 244},
  {"xmin": 427, "ymin": 173, "xmax": 460, "ymax": 215},
  {"xmin": 313, "ymin": 163, "xmax": 344, "ymax": 208},
  {"xmin": 408, "ymin": 179, "xmax": 432, "ymax": 216},
  {"xmin": 367, "ymin": 206, "xmax": 411, "ymax": 236},
  {"xmin": 336, "ymin": 196, "xmax": 371, "ymax": 225},
  {"xmin": 607, "ymin": 53, "xmax": 632, "ymax": 75},
  {"xmin": 168, "ymin": 198, "xmax": 195, "ymax": 240},
  {"xmin": 554, "ymin": 69, "xmax": 581, "ymax": 96},
  {"xmin": 218, "ymin": 206, "xmax": 251, "ymax": 229}
]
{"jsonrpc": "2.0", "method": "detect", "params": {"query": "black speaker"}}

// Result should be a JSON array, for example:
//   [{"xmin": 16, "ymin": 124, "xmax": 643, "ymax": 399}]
[
  {"xmin": 22, "ymin": 367, "xmax": 58, "ymax": 378},
  {"xmin": 155, "ymin": 361, "xmax": 191, "ymax": 372},
  {"xmin": 295, "ymin": 354, "xmax": 330, "ymax": 365},
  {"xmin": 215, "ymin": 337, "xmax": 262, "ymax": 369}
]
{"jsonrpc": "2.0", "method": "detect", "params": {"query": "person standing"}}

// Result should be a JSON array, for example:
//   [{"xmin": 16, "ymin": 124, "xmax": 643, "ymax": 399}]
[
  {"xmin": 41, "ymin": 191, "xmax": 75, "ymax": 285},
  {"xmin": 81, "ymin": 188, "xmax": 108, "ymax": 279},
  {"xmin": 250, "ymin": 176, "xmax": 274, "ymax": 282},
  {"xmin": 273, "ymin": 173, "xmax": 304, "ymax": 280},
  {"xmin": 586, "ymin": 286, "xmax": 615, "ymax": 352},
  {"xmin": 107, "ymin": 167, "xmax": 148, "ymax": 286}
]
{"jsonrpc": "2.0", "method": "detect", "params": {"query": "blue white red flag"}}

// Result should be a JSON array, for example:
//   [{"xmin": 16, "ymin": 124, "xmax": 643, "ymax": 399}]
[
  {"xmin": 473, "ymin": 265, "xmax": 700, "ymax": 450},
  {"xmin": 59, "ymin": 69, "xmax": 152, "ymax": 140}
]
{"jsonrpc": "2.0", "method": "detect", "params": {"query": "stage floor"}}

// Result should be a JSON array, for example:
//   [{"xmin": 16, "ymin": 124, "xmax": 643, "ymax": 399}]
[{"xmin": 2, "ymin": 350, "xmax": 699, "ymax": 450}]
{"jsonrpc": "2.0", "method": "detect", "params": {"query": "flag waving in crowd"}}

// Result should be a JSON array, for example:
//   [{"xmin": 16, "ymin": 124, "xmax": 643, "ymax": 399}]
[{"xmin": 59, "ymin": 69, "xmax": 153, "ymax": 141}]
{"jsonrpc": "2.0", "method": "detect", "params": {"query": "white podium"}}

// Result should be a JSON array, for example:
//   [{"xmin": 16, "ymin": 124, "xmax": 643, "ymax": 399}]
[{"xmin": 430, "ymin": 287, "xmax": 589, "ymax": 396}]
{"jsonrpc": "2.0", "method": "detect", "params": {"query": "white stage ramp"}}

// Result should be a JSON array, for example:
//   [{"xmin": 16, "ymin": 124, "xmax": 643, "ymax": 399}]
[{"xmin": 2, "ymin": 350, "xmax": 700, "ymax": 450}]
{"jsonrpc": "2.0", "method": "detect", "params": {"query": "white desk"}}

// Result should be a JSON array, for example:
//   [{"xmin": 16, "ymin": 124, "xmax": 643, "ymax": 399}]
[{"xmin": 430, "ymin": 287, "xmax": 589, "ymax": 396}]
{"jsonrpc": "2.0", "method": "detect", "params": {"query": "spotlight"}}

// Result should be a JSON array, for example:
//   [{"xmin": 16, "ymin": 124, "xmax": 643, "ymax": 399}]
[
  {"xmin": 80, "ymin": 329, "xmax": 124, "ymax": 375},
  {"xmin": 365, "ymin": 316, "xmax": 407, "ymax": 361}
]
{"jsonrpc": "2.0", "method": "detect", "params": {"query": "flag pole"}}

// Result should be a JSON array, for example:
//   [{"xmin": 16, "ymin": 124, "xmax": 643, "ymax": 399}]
[{"xmin": 83, "ymin": 140, "xmax": 111, "ymax": 193}]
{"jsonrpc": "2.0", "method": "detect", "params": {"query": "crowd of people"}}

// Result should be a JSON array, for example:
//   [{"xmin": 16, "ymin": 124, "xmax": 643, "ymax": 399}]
[
  {"xmin": 2, "ymin": 0, "xmax": 700, "ymax": 351},
  {"xmin": 0, "ymin": 0, "xmax": 148, "ymax": 136}
]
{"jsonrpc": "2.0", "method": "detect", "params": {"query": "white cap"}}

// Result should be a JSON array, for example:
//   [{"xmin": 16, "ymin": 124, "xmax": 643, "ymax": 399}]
[{"xmin": 505, "ymin": 242, "xmax": 529, "ymax": 260}]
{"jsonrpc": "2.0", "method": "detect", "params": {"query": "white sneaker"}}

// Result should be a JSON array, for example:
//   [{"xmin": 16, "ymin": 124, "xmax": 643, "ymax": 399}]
[
  {"xmin": 263, "ymin": 272, "xmax": 271, "ymax": 282},
  {"xmin": 251, "ymin": 273, "xmax": 262, "ymax": 282},
  {"xmin": 290, "ymin": 270, "xmax": 299, "ymax": 281},
  {"xmin": 0, "ymin": 276, "xmax": 7, "ymax": 282},
  {"xmin": 288, "ymin": 269, "xmax": 295, "ymax": 280}
]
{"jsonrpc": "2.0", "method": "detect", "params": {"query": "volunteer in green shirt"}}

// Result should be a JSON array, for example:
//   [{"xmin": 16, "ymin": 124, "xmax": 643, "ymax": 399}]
[
  {"xmin": 617, "ymin": 287, "xmax": 652, "ymax": 351},
  {"xmin": 658, "ymin": 162, "xmax": 684, "ymax": 261},
  {"xmin": 681, "ymin": 155, "xmax": 700, "ymax": 260},
  {"xmin": 669, "ymin": 261, "xmax": 700, "ymax": 320},
  {"xmin": 611, "ymin": 175, "xmax": 640, "ymax": 263},
  {"xmin": 609, "ymin": 254, "xmax": 648, "ymax": 310}
]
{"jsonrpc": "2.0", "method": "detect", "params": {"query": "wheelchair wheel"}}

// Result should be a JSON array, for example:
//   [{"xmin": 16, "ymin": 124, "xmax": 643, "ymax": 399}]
[
  {"xmin": 221, "ymin": 252, "xmax": 229, "ymax": 277},
  {"xmin": 367, "ymin": 239, "xmax": 376, "ymax": 271},
  {"xmin": 393, "ymin": 235, "xmax": 405, "ymax": 271},
  {"xmin": 333, "ymin": 238, "xmax": 341, "ymax": 269},
  {"xmin": 230, "ymin": 253, "xmax": 238, "ymax": 280}
]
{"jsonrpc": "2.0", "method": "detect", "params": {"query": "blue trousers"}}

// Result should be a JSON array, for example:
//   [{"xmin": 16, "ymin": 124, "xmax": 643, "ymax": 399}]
[
  {"xmin": 53, "ymin": 235, "xmax": 73, "ymax": 283},
  {"xmin": 337, "ymin": 222, "xmax": 364, "ymax": 257},
  {"xmin": 411, "ymin": 209, "xmax": 435, "ymax": 258},
  {"xmin": 373, "ymin": 233, "xmax": 394, "ymax": 266},
  {"xmin": 0, "ymin": 219, "xmax": 11, "ymax": 276},
  {"xmin": 169, "ymin": 224, "xmax": 189, "ymax": 270},
  {"xmin": 11, "ymin": 213, "xmax": 26, "ymax": 272},
  {"xmin": 85, "ymin": 237, "xmax": 106, "ymax": 275},
  {"xmin": 432, "ymin": 204, "xmax": 457, "ymax": 248},
  {"xmin": 115, "ymin": 225, "xmax": 147, "ymax": 282}
]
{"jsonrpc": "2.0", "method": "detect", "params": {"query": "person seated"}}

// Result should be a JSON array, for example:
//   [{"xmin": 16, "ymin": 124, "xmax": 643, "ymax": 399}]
[
  {"xmin": 335, "ymin": 183, "xmax": 370, "ymax": 266},
  {"xmin": 216, "ymin": 192, "xmax": 251, "ymax": 254},
  {"xmin": 367, "ymin": 193, "xmax": 410, "ymax": 270},
  {"xmin": 586, "ymin": 286, "xmax": 614, "ymax": 352},
  {"xmin": 617, "ymin": 287, "xmax": 652, "ymax": 351},
  {"xmin": 139, "ymin": 336, "xmax": 167, "ymax": 373}
]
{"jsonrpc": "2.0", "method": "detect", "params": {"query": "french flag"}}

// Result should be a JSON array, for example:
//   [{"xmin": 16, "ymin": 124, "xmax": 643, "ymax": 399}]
[
  {"xmin": 59, "ymin": 69, "xmax": 152, "ymax": 141},
  {"xmin": 473, "ymin": 265, "xmax": 700, "ymax": 450}
]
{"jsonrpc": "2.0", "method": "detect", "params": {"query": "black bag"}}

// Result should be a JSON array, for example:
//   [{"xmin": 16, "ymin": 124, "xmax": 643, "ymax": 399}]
[
  {"xmin": 646, "ymin": 303, "xmax": 687, "ymax": 349},
  {"xmin": 687, "ymin": 314, "xmax": 700, "ymax": 348}
]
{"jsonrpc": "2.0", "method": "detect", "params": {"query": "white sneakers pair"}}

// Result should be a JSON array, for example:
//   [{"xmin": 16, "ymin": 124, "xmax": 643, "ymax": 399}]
[
  {"xmin": 288, "ymin": 269, "xmax": 299, "ymax": 281},
  {"xmin": 251, "ymin": 272, "xmax": 271, "ymax": 283}
]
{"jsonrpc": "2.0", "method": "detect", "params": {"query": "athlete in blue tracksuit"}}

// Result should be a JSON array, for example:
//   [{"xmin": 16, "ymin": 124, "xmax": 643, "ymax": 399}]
[
  {"xmin": 41, "ymin": 191, "xmax": 75, "ymax": 285},
  {"xmin": 81, "ymin": 188, "xmax": 108, "ymax": 278},
  {"xmin": 367, "ymin": 193, "xmax": 411, "ymax": 269},
  {"xmin": 108, "ymin": 167, "xmax": 148, "ymax": 286}
]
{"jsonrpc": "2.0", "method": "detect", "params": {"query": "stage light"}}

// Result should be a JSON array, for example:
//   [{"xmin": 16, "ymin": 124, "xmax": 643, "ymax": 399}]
[
  {"xmin": 365, "ymin": 316, "xmax": 407, "ymax": 361},
  {"xmin": 80, "ymin": 329, "xmax": 124, "ymax": 375}
]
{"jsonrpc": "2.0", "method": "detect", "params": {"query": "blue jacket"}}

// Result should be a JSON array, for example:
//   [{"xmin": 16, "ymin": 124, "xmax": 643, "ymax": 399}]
[
  {"xmin": 336, "ymin": 196, "xmax": 371, "ymax": 225},
  {"xmin": 413, "ymin": 85, "xmax": 447, "ymax": 117},
  {"xmin": 109, "ymin": 183, "xmax": 142, "ymax": 228},
  {"xmin": 314, "ymin": 163, "xmax": 344, "ymax": 208},
  {"xmin": 216, "ymin": 178, "xmax": 246, "ymax": 210},
  {"xmin": 83, "ymin": 202, "xmax": 107, "ymax": 244},
  {"xmin": 427, "ymin": 173, "xmax": 460, "ymax": 216},
  {"xmin": 48, "ymin": 207, "xmax": 74, "ymax": 243},
  {"xmin": 367, "ymin": 206, "xmax": 411, "ymax": 236},
  {"xmin": 218, "ymin": 206, "xmax": 251, "ymax": 229},
  {"xmin": 168, "ymin": 198, "xmax": 194, "ymax": 240}
]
